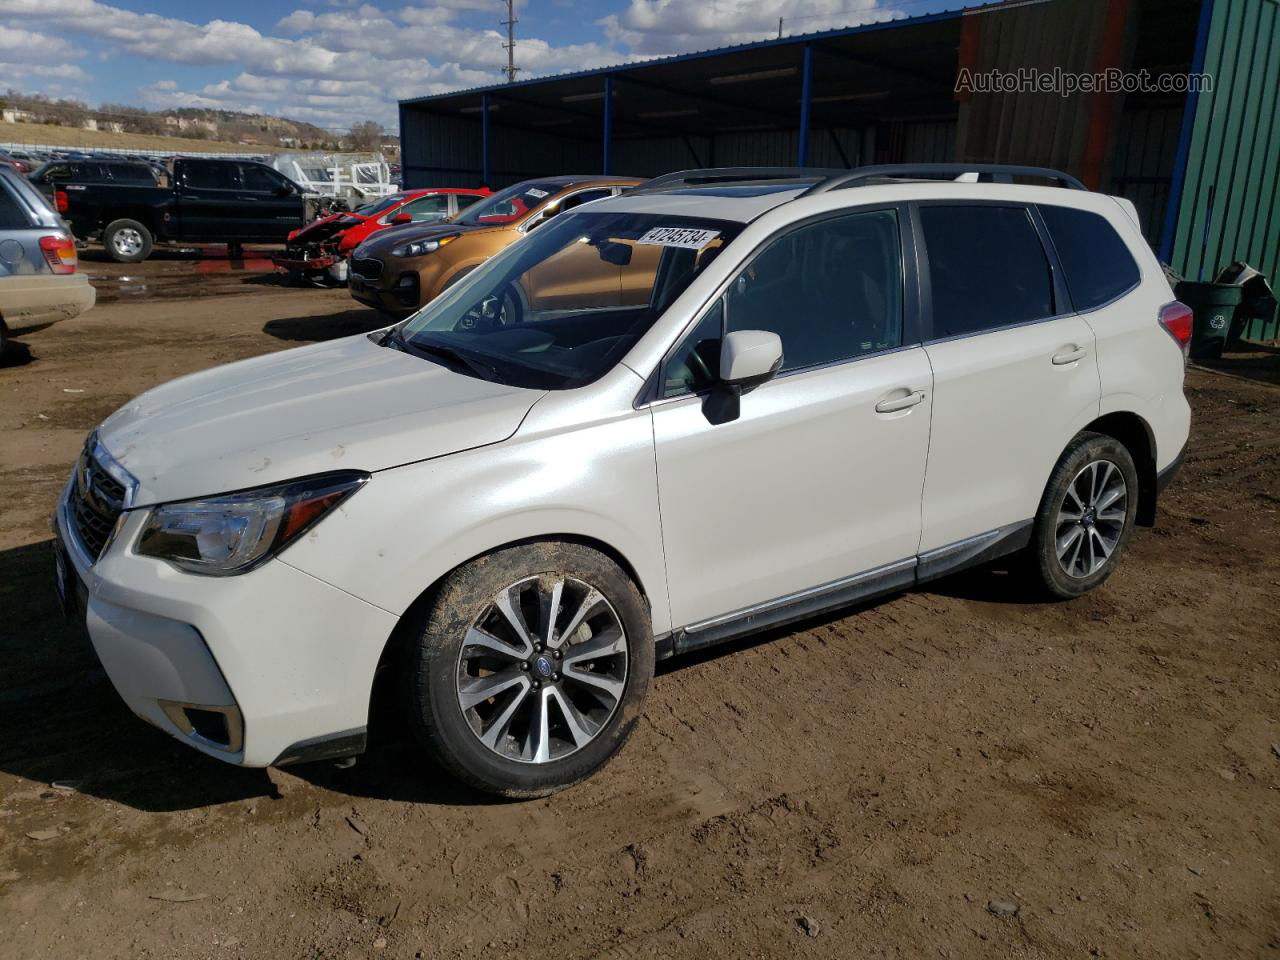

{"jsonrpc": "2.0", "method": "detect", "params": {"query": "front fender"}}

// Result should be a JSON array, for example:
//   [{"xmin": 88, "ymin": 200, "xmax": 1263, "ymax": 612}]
[{"xmin": 279, "ymin": 398, "xmax": 670, "ymax": 635}]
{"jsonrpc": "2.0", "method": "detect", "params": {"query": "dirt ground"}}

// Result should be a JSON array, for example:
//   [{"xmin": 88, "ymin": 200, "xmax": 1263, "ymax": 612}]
[{"xmin": 1, "ymin": 249, "xmax": 1277, "ymax": 960}]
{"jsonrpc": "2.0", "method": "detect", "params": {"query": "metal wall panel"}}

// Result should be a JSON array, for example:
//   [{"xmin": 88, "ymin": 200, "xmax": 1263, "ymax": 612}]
[
  {"xmin": 1170, "ymin": 0, "xmax": 1280, "ymax": 282},
  {"xmin": 1109, "ymin": 105, "xmax": 1183, "ymax": 243}
]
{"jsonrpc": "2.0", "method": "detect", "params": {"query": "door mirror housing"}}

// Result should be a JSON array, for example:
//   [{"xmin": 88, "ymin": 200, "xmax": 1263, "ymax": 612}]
[
  {"xmin": 720, "ymin": 329, "xmax": 783, "ymax": 389},
  {"xmin": 390, "ymin": 212, "xmax": 413, "ymax": 225}
]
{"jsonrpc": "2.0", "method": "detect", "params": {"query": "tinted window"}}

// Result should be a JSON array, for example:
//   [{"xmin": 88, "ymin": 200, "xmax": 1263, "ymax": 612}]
[
  {"xmin": 561, "ymin": 188, "xmax": 612, "ymax": 212},
  {"xmin": 183, "ymin": 161, "xmax": 237, "ymax": 190},
  {"xmin": 240, "ymin": 164, "xmax": 283, "ymax": 193},
  {"xmin": 0, "ymin": 181, "xmax": 30, "ymax": 228},
  {"xmin": 920, "ymin": 205, "xmax": 1055, "ymax": 338},
  {"xmin": 724, "ymin": 209, "xmax": 903, "ymax": 372},
  {"xmin": 401, "ymin": 194, "xmax": 450, "ymax": 221},
  {"xmin": 107, "ymin": 163, "xmax": 156, "ymax": 185},
  {"xmin": 1040, "ymin": 204, "xmax": 1140, "ymax": 310},
  {"xmin": 663, "ymin": 299, "xmax": 723, "ymax": 397},
  {"xmin": 72, "ymin": 162, "xmax": 109, "ymax": 181}
]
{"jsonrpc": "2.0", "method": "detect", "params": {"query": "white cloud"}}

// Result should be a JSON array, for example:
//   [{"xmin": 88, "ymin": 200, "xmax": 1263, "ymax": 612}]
[
  {"xmin": 0, "ymin": 24, "xmax": 82, "ymax": 62},
  {"xmin": 0, "ymin": 0, "xmax": 905, "ymax": 131},
  {"xmin": 600, "ymin": 0, "xmax": 903, "ymax": 55}
]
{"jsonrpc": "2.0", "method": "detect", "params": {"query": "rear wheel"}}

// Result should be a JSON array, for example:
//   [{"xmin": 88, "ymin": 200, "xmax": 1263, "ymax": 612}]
[
  {"xmin": 1028, "ymin": 431, "xmax": 1139, "ymax": 598},
  {"xmin": 103, "ymin": 219, "xmax": 152, "ymax": 263},
  {"xmin": 407, "ymin": 542, "xmax": 653, "ymax": 797}
]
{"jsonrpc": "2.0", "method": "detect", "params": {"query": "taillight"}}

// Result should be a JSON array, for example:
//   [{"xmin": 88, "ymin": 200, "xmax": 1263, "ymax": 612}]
[
  {"xmin": 39, "ymin": 235, "xmax": 77, "ymax": 275},
  {"xmin": 1159, "ymin": 301, "xmax": 1193, "ymax": 359},
  {"xmin": 54, "ymin": 189, "xmax": 69, "ymax": 213}
]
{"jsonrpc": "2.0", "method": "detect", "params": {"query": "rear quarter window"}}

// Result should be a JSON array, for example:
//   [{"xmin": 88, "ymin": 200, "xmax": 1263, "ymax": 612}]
[
  {"xmin": 108, "ymin": 164, "xmax": 158, "ymax": 185},
  {"xmin": 0, "ymin": 180, "xmax": 30, "ymax": 228},
  {"xmin": 1039, "ymin": 205, "xmax": 1141, "ymax": 311}
]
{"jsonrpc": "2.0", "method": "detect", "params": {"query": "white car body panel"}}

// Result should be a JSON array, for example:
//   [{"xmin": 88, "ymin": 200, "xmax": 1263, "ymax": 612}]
[
  {"xmin": 97, "ymin": 334, "xmax": 544, "ymax": 505},
  {"xmin": 919, "ymin": 316, "xmax": 1101, "ymax": 552},
  {"xmin": 651, "ymin": 347, "xmax": 933, "ymax": 628}
]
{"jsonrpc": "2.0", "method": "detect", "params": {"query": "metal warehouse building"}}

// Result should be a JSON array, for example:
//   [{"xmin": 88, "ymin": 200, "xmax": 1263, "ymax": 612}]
[{"xmin": 400, "ymin": 0, "xmax": 1280, "ymax": 283}]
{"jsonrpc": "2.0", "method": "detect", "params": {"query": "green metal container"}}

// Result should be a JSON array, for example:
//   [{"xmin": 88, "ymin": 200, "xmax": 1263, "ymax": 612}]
[{"xmin": 1174, "ymin": 281, "xmax": 1242, "ymax": 359}]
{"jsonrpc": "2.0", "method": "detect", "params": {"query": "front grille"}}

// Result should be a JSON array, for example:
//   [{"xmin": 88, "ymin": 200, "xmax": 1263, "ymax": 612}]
[
  {"xmin": 351, "ymin": 257, "xmax": 383, "ymax": 280},
  {"xmin": 70, "ymin": 444, "xmax": 127, "ymax": 560}
]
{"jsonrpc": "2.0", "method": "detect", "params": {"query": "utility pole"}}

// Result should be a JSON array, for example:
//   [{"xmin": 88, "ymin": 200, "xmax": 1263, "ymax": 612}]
[
  {"xmin": 502, "ymin": 0, "xmax": 519, "ymax": 84},
  {"xmin": 777, "ymin": 17, "xmax": 783, "ymax": 38}
]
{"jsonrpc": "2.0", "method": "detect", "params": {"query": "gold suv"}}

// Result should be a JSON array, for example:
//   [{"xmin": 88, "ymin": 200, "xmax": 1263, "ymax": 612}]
[{"xmin": 349, "ymin": 175, "xmax": 641, "ymax": 316}]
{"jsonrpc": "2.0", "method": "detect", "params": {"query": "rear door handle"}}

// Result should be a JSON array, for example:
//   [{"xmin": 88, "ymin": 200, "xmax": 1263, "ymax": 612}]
[
  {"xmin": 875, "ymin": 390, "xmax": 926, "ymax": 414},
  {"xmin": 1052, "ymin": 346, "xmax": 1087, "ymax": 365}
]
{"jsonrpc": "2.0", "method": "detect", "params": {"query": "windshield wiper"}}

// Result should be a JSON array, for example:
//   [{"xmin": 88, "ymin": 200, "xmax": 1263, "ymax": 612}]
[{"xmin": 383, "ymin": 329, "xmax": 500, "ymax": 381}]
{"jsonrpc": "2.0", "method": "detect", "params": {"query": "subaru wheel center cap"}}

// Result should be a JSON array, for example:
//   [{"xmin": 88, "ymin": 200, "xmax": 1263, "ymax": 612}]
[{"xmin": 531, "ymin": 654, "xmax": 555, "ymax": 680}]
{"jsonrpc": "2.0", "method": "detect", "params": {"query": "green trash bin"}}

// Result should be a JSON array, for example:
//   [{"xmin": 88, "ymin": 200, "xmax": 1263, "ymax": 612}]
[{"xmin": 1173, "ymin": 281, "xmax": 1242, "ymax": 359}]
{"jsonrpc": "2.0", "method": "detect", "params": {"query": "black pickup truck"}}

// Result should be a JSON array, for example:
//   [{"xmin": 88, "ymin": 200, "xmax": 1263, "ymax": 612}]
[{"xmin": 31, "ymin": 157, "xmax": 306, "ymax": 262}]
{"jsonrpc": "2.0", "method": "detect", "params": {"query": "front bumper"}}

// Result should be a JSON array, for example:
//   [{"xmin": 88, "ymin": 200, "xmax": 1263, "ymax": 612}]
[
  {"xmin": 349, "ymin": 272, "xmax": 419, "ymax": 317},
  {"xmin": 53, "ymin": 478, "xmax": 398, "ymax": 767}
]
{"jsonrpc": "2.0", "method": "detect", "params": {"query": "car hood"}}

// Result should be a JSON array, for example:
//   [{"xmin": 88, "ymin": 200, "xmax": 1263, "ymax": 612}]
[
  {"xmin": 290, "ymin": 212, "xmax": 364, "ymax": 245},
  {"xmin": 98, "ymin": 333, "xmax": 544, "ymax": 506}
]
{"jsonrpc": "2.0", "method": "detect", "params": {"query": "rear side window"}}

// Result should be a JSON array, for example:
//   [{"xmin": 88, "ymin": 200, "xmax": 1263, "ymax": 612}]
[
  {"xmin": 0, "ymin": 181, "xmax": 30, "ymax": 228},
  {"xmin": 920, "ymin": 205, "xmax": 1055, "ymax": 338},
  {"xmin": 184, "ymin": 161, "xmax": 237, "ymax": 190},
  {"xmin": 240, "ymin": 164, "xmax": 285, "ymax": 193},
  {"xmin": 1039, "ymin": 205, "xmax": 1141, "ymax": 310}
]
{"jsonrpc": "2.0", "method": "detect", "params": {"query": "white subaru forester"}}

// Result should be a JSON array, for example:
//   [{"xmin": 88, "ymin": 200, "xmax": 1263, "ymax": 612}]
[{"xmin": 55, "ymin": 165, "xmax": 1191, "ymax": 796}]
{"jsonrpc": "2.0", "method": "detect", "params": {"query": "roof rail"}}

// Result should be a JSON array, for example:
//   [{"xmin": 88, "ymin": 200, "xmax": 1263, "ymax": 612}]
[
  {"xmin": 629, "ymin": 166, "xmax": 847, "ymax": 195},
  {"xmin": 801, "ymin": 163, "xmax": 1087, "ymax": 195}
]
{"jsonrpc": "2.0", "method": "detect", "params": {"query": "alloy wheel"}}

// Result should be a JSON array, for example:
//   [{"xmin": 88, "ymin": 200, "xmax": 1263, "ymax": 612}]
[
  {"xmin": 113, "ymin": 228, "xmax": 143, "ymax": 257},
  {"xmin": 454, "ymin": 574, "xmax": 628, "ymax": 763},
  {"xmin": 1055, "ymin": 458, "xmax": 1128, "ymax": 578}
]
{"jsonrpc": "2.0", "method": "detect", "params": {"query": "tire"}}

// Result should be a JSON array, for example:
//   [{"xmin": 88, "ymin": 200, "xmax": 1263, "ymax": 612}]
[
  {"xmin": 103, "ymin": 219, "xmax": 153, "ymax": 263},
  {"xmin": 407, "ymin": 541, "xmax": 654, "ymax": 798},
  {"xmin": 1028, "ymin": 431, "xmax": 1140, "ymax": 599},
  {"xmin": 0, "ymin": 319, "xmax": 8, "ymax": 360}
]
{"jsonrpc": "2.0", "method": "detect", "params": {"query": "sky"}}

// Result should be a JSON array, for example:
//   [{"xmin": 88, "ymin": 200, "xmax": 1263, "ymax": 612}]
[{"xmin": 0, "ymin": 0, "xmax": 959, "ymax": 133}]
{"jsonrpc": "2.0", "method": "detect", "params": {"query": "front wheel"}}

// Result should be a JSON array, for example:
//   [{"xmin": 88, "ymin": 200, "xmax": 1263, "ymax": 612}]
[
  {"xmin": 408, "ymin": 542, "xmax": 654, "ymax": 797},
  {"xmin": 1028, "ymin": 431, "xmax": 1140, "ymax": 599}
]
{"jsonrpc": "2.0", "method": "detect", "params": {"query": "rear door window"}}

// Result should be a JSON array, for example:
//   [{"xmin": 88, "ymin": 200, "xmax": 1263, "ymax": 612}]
[
  {"xmin": 1039, "ymin": 204, "xmax": 1141, "ymax": 310},
  {"xmin": 919, "ymin": 204, "xmax": 1056, "ymax": 339},
  {"xmin": 107, "ymin": 164, "xmax": 156, "ymax": 185},
  {"xmin": 183, "ymin": 161, "xmax": 237, "ymax": 190}
]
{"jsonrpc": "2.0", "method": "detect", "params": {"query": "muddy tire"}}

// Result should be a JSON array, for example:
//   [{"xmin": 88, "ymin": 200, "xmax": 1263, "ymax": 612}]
[
  {"xmin": 407, "ymin": 542, "xmax": 653, "ymax": 798},
  {"xmin": 1027, "ymin": 431, "xmax": 1140, "ymax": 599},
  {"xmin": 103, "ymin": 219, "xmax": 153, "ymax": 263}
]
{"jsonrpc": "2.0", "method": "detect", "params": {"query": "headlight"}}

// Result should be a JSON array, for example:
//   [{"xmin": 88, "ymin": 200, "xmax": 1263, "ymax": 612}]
[
  {"xmin": 137, "ymin": 471, "xmax": 368, "ymax": 576},
  {"xmin": 392, "ymin": 234, "xmax": 458, "ymax": 258}
]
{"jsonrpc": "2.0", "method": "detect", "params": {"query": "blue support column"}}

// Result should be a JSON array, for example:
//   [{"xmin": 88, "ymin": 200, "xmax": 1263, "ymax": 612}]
[
  {"xmin": 798, "ymin": 44, "xmax": 813, "ymax": 167},
  {"xmin": 481, "ymin": 93, "xmax": 490, "ymax": 187},
  {"xmin": 603, "ymin": 76, "xmax": 613, "ymax": 175}
]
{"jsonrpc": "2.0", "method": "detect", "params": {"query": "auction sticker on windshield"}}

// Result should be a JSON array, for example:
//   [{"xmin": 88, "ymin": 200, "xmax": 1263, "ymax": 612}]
[
  {"xmin": 525, "ymin": 187, "xmax": 550, "ymax": 199},
  {"xmin": 637, "ymin": 227, "xmax": 721, "ymax": 250}
]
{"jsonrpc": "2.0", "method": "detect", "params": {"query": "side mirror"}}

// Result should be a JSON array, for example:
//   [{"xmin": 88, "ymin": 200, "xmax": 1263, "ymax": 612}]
[
  {"xmin": 720, "ymin": 330, "xmax": 783, "ymax": 390},
  {"xmin": 596, "ymin": 240, "xmax": 632, "ymax": 266},
  {"xmin": 275, "ymin": 184, "xmax": 294, "ymax": 197},
  {"xmin": 391, "ymin": 212, "xmax": 413, "ymax": 225}
]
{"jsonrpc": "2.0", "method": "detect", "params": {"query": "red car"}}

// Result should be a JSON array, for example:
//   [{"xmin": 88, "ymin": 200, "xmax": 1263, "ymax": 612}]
[{"xmin": 274, "ymin": 187, "xmax": 490, "ymax": 284}]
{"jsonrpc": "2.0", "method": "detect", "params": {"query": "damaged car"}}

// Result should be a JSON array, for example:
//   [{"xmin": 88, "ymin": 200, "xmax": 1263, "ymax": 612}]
[{"xmin": 274, "ymin": 187, "xmax": 490, "ymax": 285}]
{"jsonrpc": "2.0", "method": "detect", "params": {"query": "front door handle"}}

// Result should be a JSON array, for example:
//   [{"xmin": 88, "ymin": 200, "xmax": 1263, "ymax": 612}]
[
  {"xmin": 1052, "ymin": 345, "xmax": 1087, "ymax": 365},
  {"xmin": 875, "ymin": 390, "xmax": 926, "ymax": 414}
]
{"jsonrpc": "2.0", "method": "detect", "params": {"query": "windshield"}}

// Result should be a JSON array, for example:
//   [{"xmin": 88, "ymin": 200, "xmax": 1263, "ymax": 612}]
[
  {"xmin": 395, "ymin": 211, "xmax": 740, "ymax": 390},
  {"xmin": 452, "ymin": 180, "xmax": 564, "ymax": 227}
]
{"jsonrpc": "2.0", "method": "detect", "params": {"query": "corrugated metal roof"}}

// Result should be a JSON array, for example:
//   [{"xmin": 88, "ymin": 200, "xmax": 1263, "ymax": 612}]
[{"xmin": 400, "ymin": 1, "xmax": 1023, "ymax": 106}]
